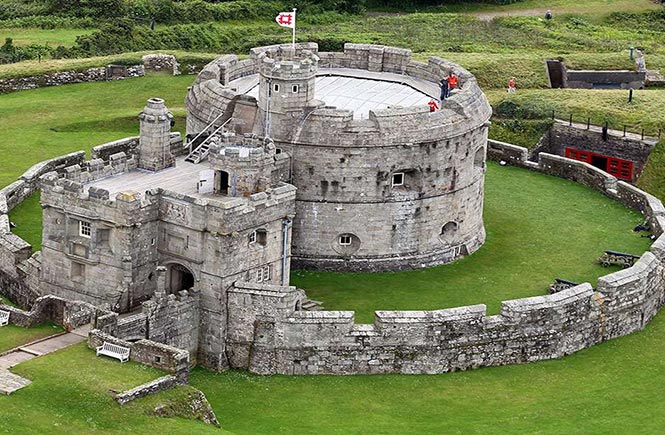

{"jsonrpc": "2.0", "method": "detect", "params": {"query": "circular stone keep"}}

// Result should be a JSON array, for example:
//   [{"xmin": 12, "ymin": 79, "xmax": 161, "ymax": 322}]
[{"xmin": 185, "ymin": 42, "xmax": 492, "ymax": 271}]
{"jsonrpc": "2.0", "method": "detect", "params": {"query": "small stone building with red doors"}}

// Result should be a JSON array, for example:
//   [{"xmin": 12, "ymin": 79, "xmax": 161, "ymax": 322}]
[{"xmin": 532, "ymin": 119, "xmax": 658, "ymax": 182}]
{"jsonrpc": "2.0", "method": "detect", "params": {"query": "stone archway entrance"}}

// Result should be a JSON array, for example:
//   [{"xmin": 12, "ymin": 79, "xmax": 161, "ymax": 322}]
[{"xmin": 167, "ymin": 263, "xmax": 195, "ymax": 293}]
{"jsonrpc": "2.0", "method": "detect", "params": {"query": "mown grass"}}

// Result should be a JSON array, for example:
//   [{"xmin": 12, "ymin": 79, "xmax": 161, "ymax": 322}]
[
  {"xmin": 0, "ymin": 50, "xmax": 217, "ymax": 79},
  {"xmin": 0, "ymin": 322, "xmax": 63, "ymax": 353},
  {"xmin": 0, "ymin": 27, "xmax": 94, "ymax": 47},
  {"xmin": 0, "ymin": 343, "xmax": 220, "ymax": 433},
  {"xmin": 0, "ymin": 75, "xmax": 192, "ymax": 189}
]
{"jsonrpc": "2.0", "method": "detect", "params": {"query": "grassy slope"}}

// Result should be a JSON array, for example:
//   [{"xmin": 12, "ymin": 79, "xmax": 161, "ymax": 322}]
[
  {"xmin": 0, "ymin": 74, "xmax": 192, "ymax": 189},
  {"xmin": 0, "ymin": 322, "xmax": 63, "ymax": 353},
  {"xmin": 0, "ymin": 343, "xmax": 220, "ymax": 433},
  {"xmin": 294, "ymin": 162, "xmax": 650, "ymax": 322},
  {"xmin": 0, "ymin": 27, "xmax": 94, "ymax": 47}
]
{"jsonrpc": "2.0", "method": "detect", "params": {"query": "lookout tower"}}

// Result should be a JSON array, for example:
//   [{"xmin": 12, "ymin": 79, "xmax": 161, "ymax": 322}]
[
  {"xmin": 256, "ymin": 47, "xmax": 319, "ymax": 137},
  {"xmin": 138, "ymin": 98, "xmax": 175, "ymax": 171}
]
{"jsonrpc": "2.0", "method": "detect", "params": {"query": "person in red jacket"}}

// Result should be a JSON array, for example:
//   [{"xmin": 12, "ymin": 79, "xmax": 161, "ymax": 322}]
[
  {"xmin": 447, "ymin": 73, "xmax": 459, "ymax": 92},
  {"xmin": 508, "ymin": 77, "xmax": 516, "ymax": 93},
  {"xmin": 427, "ymin": 99, "xmax": 439, "ymax": 112}
]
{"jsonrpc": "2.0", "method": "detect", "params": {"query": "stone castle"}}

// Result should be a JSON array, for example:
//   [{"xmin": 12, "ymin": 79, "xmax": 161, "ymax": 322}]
[{"xmin": 2, "ymin": 43, "xmax": 664, "ymax": 377}]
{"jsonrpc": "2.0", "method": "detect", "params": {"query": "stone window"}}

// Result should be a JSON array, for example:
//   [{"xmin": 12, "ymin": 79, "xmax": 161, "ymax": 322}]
[
  {"xmin": 250, "ymin": 229, "xmax": 267, "ymax": 246},
  {"xmin": 339, "ymin": 234, "xmax": 352, "ymax": 246},
  {"xmin": 275, "ymin": 148, "xmax": 282, "ymax": 155},
  {"xmin": 391, "ymin": 172, "xmax": 404, "ymax": 187},
  {"xmin": 292, "ymin": 84, "xmax": 299, "ymax": 93},
  {"xmin": 79, "ymin": 220, "xmax": 91, "ymax": 238},
  {"xmin": 71, "ymin": 261, "xmax": 85, "ymax": 281},
  {"xmin": 273, "ymin": 83, "xmax": 280, "ymax": 93},
  {"xmin": 98, "ymin": 229, "xmax": 110, "ymax": 247},
  {"xmin": 256, "ymin": 229, "xmax": 267, "ymax": 246},
  {"xmin": 257, "ymin": 265, "xmax": 270, "ymax": 283}
]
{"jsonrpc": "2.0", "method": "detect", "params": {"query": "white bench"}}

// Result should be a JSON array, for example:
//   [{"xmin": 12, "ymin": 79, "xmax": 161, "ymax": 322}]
[
  {"xmin": 96, "ymin": 341, "xmax": 130, "ymax": 363},
  {"xmin": 0, "ymin": 310, "xmax": 9, "ymax": 327}
]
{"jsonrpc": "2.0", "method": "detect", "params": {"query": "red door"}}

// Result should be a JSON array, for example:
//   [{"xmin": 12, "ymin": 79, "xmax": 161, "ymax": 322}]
[{"xmin": 565, "ymin": 148, "xmax": 633, "ymax": 181}]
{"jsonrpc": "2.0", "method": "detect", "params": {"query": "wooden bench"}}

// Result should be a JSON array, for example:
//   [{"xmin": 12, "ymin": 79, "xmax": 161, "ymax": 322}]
[
  {"xmin": 96, "ymin": 341, "xmax": 130, "ymax": 363},
  {"xmin": 0, "ymin": 310, "xmax": 9, "ymax": 327}
]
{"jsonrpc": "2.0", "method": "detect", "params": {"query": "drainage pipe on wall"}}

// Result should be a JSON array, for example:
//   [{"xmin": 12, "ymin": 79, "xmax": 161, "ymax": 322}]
[{"xmin": 281, "ymin": 218, "xmax": 292, "ymax": 286}]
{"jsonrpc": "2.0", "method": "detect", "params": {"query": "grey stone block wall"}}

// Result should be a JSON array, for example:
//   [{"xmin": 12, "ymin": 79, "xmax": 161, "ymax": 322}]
[{"xmin": 186, "ymin": 43, "xmax": 492, "ymax": 272}]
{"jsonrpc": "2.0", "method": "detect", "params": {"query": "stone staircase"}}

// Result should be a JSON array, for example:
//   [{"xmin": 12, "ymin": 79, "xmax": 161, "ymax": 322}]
[
  {"xmin": 301, "ymin": 298, "xmax": 324, "ymax": 311},
  {"xmin": 184, "ymin": 141, "xmax": 212, "ymax": 164}
]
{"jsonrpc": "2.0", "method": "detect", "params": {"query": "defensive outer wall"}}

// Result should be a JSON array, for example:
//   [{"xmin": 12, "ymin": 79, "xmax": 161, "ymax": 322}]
[
  {"xmin": 2, "ymin": 135, "xmax": 665, "ymax": 374},
  {"xmin": 186, "ymin": 43, "xmax": 492, "ymax": 272}
]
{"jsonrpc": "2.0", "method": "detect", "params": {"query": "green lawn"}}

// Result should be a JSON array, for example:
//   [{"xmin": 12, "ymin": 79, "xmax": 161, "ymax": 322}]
[
  {"xmin": 0, "ymin": 343, "xmax": 220, "ymax": 433},
  {"xmin": 0, "ymin": 75, "xmax": 192, "ymax": 189},
  {"xmin": 0, "ymin": 27, "xmax": 94, "ymax": 48},
  {"xmin": 0, "ymin": 322, "xmax": 63, "ymax": 353},
  {"xmin": 293, "ymin": 162, "xmax": 651, "ymax": 323}
]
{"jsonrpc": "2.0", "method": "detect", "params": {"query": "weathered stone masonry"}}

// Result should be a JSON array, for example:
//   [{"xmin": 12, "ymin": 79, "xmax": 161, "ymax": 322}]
[
  {"xmin": 221, "ymin": 145, "xmax": 665, "ymax": 375},
  {"xmin": 2, "ymin": 43, "xmax": 665, "ymax": 377},
  {"xmin": 186, "ymin": 43, "xmax": 492, "ymax": 272}
]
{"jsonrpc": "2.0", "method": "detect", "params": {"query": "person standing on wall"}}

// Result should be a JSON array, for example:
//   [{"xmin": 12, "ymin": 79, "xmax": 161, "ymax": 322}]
[
  {"xmin": 508, "ymin": 77, "xmax": 516, "ymax": 93},
  {"xmin": 447, "ymin": 73, "xmax": 458, "ymax": 95},
  {"xmin": 439, "ymin": 75, "xmax": 450, "ymax": 102}
]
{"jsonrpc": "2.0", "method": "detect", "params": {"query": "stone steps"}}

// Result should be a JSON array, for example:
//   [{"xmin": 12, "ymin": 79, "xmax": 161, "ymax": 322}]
[{"xmin": 301, "ymin": 299, "xmax": 324, "ymax": 311}]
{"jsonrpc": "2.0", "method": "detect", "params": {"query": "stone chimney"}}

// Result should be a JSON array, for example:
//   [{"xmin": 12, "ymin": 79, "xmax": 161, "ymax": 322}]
[{"xmin": 138, "ymin": 98, "xmax": 175, "ymax": 171}]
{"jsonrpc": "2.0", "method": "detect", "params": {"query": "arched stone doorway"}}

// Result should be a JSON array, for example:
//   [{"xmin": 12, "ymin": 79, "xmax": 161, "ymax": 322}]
[{"xmin": 166, "ymin": 263, "xmax": 195, "ymax": 293}]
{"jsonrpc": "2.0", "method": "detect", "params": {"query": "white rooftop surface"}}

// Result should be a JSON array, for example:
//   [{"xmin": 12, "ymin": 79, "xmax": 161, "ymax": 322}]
[
  {"xmin": 235, "ymin": 72, "xmax": 433, "ymax": 119},
  {"xmin": 85, "ymin": 157, "xmax": 224, "ymax": 201}
]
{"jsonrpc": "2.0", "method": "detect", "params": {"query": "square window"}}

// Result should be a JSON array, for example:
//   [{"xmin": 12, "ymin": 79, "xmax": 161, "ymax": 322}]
[
  {"xmin": 249, "ymin": 231, "xmax": 257, "ymax": 244},
  {"xmin": 392, "ymin": 173, "xmax": 404, "ymax": 187},
  {"xmin": 257, "ymin": 265, "xmax": 270, "ymax": 283},
  {"xmin": 79, "ymin": 221, "xmax": 91, "ymax": 238},
  {"xmin": 339, "ymin": 235, "xmax": 352, "ymax": 246}
]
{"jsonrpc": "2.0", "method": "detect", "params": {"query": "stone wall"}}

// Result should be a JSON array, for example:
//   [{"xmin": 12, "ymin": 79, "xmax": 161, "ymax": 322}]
[
  {"xmin": 225, "ymin": 142, "xmax": 665, "ymax": 375},
  {"xmin": 0, "ymin": 294, "xmax": 105, "ymax": 330},
  {"xmin": 88, "ymin": 329, "xmax": 190, "ymax": 379},
  {"xmin": 142, "ymin": 54, "xmax": 179, "ymax": 75},
  {"xmin": 0, "ymin": 65, "xmax": 144, "ymax": 94}
]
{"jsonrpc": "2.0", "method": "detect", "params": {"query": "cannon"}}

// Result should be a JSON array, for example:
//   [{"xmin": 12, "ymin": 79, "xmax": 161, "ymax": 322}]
[
  {"xmin": 549, "ymin": 278, "xmax": 580, "ymax": 294},
  {"xmin": 598, "ymin": 250, "xmax": 640, "ymax": 268}
]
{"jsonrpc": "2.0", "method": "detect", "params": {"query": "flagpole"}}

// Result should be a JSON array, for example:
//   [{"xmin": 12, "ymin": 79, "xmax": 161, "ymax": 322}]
[{"xmin": 292, "ymin": 8, "xmax": 297, "ymax": 49}]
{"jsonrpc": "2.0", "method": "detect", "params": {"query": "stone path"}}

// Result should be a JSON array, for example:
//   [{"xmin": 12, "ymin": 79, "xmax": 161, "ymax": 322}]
[{"xmin": 0, "ymin": 324, "xmax": 90, "ymax": 395}]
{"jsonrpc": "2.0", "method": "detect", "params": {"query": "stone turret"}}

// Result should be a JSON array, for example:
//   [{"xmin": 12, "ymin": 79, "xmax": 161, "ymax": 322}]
[
  {"xmin": 257, "ymin": 47, "xmax": 319, "ymax": 115},
  {"xmin": 208, "ymin": 133, "xmax": 281, "ymax": 197},
  {"xmin": 138, "ymin": 98, "xmax": 175, "ymax": 171}
]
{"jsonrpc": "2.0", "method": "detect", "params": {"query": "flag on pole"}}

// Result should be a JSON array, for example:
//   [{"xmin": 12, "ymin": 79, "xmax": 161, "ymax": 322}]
[{"xmin": 275, "ymin": 10, "xmax": 296, "ymax": 29}]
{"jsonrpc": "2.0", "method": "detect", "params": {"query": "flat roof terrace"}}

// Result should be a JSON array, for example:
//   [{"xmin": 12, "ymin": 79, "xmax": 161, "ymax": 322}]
[
  {"xmin": 230, "ymin": 69, "xmax": 439, "ymax": 119},
  {"xmin": 84, "ymin": 156, "xmax": 231, "ymax": 202}
]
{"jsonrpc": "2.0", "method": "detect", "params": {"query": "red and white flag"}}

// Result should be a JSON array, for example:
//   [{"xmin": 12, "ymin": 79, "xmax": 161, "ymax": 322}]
[{"xmin": 275, "ymin": 11, "xmax": 296, "ymax": 29}]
